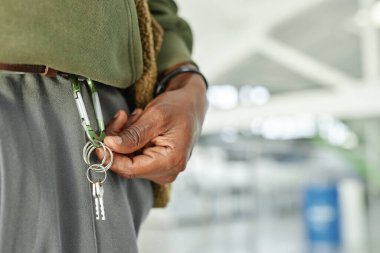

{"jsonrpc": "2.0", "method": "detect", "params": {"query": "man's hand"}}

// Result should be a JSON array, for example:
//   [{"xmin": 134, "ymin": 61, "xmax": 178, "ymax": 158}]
[{"xmin": 96, "ymin": 73, "xmax": 208, "ymax": 185}]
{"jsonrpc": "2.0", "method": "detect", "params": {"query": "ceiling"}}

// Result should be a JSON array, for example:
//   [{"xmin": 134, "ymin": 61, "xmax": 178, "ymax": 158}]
[{"xmin": 176, "ymin": 0, "xmax": 380, "ymax": 133}]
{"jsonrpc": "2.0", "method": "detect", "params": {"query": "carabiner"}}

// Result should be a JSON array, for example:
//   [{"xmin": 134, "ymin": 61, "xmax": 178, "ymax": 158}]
[{"xmin": 71, "ymin": 75, "xmax": 106, "ymax": 147}]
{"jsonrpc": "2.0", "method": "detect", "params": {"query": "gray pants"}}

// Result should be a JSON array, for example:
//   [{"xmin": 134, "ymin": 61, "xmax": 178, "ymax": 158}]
[{"xmin": 0, "ymin": 73, "xmax": 152, "ymax": 253}]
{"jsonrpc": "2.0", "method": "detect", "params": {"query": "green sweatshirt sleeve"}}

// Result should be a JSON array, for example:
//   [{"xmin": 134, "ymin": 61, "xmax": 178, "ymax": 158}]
[{"xmin": 148, "ymin": 0, "xmax": 194, "ymax": 73}]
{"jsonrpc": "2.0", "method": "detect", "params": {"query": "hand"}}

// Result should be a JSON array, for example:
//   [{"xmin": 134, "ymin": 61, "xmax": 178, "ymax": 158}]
[{"xmin": 96, "ymin": 73, "xmax": 208, "ymax": 185}]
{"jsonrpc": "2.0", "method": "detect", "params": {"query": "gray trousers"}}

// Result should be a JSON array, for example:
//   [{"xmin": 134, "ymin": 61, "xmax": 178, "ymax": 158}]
[{"xmin": 0, "ymin": 73, "xmax": 152, "ymax": 253}]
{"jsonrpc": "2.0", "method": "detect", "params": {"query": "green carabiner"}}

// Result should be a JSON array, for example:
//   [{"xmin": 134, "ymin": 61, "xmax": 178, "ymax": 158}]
[{"xmin": 71, "ymin": 75, "xmax": 106, "ymax": 147}]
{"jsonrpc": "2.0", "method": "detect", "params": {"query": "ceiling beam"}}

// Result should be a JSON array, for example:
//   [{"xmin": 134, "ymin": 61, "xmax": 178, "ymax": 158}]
[
  {"xmin": 189, "ymin": 0, "xmax": 328, "ymax": 82},
  {"xmin": 202, "ymin": 85, "xmax": 380, "ymax": 134},
  {"xmin": 259, "ymin": 38, "xmax": 360, "ymax": 89}
]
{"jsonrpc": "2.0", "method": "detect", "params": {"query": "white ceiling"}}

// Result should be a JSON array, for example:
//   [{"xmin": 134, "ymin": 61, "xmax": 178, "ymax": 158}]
[{"xmin": 176, "ymin": 0, "xmax": 380, "ymax": 133}]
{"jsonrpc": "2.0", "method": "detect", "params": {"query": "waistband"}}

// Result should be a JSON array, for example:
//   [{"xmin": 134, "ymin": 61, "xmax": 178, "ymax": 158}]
[{"xmin": 0, "ymin": 63, "xmax": 58, "ymax": 77}]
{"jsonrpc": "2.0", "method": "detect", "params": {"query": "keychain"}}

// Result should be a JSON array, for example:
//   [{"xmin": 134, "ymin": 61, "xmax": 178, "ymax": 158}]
[{"xmin": 71, "ymin": 75, "xmax": 113, "ymax": 221}]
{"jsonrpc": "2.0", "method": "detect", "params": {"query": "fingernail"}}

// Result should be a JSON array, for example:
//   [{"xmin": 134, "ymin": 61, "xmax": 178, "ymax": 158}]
[
  {"xmin": 131, "ymin": 108, "xmax": 143, "ymax": 116},
  {"xmin": 113, "ymin": 110, "xmax": 121, "ymax": 119},
  {"xmin": 108, "ymin": 136, "xmax": 123, "ymax": 145}
]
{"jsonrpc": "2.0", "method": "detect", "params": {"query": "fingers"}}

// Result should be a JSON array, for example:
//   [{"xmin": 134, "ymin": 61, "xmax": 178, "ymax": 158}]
[
  {"xmin": 104, "ymin": 109, "xmax": 161, "ymax": 154},
  {"xmin": 106, "ymin": 109, "xmax": 143, "ymax": 135},
  {"xmin": 125, "ymin": 108, "xmax": 143, "ymax": 128},
  {"xmin": 100, "ymin": 106, "xmax": 190, "ymax": 184},
  {"xmin": 104, "ymin": 145, "xmax": 187, "ymax": 183},
  {"xmin": 106, "ymin": 110, "xmax": 128, "ymax": 135},
  {"xmin": 95, "ymin": 145, "xmax": 186, "ymax": 185},
  {"xmin": 109, "ymin": 146, "xmax": 170, "ymax": 178}
]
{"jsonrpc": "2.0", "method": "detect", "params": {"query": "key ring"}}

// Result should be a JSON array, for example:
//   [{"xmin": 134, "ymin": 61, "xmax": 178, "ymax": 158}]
[
  {"xmin": 83, "ymin": 141, "xmax": 114, "ymax": 172},
  {"xmin": 71, "ymin": 75, "xmax": 106, "ymax": 147},
  {"xmin": 87, "ymin": 164, "xmax": 107, "ymax": 184},
  {"xmin": 83, "ymin": 140, "xmax": 107, "ymax": 165}
]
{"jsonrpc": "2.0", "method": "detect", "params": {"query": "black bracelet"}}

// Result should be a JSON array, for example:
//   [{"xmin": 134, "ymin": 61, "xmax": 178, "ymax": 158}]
[{"xmin": 154, "ymin": 65, "xmax": 208, "ymax": 96}]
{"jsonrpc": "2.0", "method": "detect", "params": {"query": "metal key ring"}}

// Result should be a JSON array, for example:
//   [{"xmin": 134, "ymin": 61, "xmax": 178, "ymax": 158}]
[
  {"xmin": 86, "ymin": 142, "xmax": 106, "ymax": 166},
  {"xmin": 87, "ymin": 145, "xmax": 113, "ymax": 172},
  {"xmin": 85, "ymin": 142, "xmax": 113, "ymax": 171},
  {"xmin": 86, "ymin": 164, "xmax": 107, "ymax": 184},
  {"xmin": 83, "ymin": 141, "xmax": 98, "ymax": 164},
  {"xmin": 85, "ymin": 145, "xmax": 104, "ymax": 165},
  {"xmin": 83, "ymin": 140, "xmax": 106, "ymax": 165},
  {"xmin": 83, "ymin": 140, "xmax": 107, "ymax": 165}
]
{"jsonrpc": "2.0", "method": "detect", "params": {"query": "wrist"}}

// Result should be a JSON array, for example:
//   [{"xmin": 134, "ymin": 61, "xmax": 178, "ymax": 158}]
[
  {"xmin": 154, "ymin": 64, "xmax": 208, "ymax": 96},
  {"xmin": 170, "ymin": 72, "xmax": 209, "ymax": 121},
  {"xmin": 165, "ymin": 72, "xmax": 206, "ymax": 93}
]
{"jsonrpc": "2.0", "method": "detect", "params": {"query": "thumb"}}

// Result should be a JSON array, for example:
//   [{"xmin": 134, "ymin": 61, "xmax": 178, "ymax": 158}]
[{"xmin": 104, "ymin": 111, "xmax": 160, "ymax": 154}]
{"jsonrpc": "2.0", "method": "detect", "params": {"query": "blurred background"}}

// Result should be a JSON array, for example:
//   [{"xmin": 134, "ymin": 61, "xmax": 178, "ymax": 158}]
[{"xmin": 139, "ymin": 0, "xmax": 380, "ymax": 252}]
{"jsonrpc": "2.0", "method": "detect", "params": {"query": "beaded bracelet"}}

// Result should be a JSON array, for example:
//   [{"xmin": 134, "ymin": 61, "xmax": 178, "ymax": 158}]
[{"xmin": 154, "ymin": 65, "xmax": 208, "ymax": 96}]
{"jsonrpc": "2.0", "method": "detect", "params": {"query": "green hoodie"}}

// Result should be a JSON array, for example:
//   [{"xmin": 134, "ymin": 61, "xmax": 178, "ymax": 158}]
[{"xmin": 0, "ymin": 0, "xmax": 193, "ymax": 88}]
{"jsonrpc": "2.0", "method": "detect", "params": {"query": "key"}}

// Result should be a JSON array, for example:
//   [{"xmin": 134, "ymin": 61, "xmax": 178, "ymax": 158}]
[
  {"xmin": 96, "ymin": 181, "xmax": 106, "ymax": 221},
  {"xmin": 92, "ymin": 183, "xmax": 100, "ymax": 220}
]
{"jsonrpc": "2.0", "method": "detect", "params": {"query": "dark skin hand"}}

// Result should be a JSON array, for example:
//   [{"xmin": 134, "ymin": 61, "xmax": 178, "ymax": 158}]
[{"xmin": 96, "ymin": 72, "xmax": 208, "ymax": 185}]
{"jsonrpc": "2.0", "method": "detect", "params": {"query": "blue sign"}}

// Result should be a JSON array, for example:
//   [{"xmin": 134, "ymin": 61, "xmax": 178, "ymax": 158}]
[{"xmin": 303, "ymin": 184, "xmax": 341, "ymax": 249}]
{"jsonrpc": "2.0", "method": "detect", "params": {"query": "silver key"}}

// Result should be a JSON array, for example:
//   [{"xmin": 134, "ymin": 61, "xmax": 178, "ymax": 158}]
[
  {"xmin": 92, "ymin": 183, "xmax": 100, "ymax": 220},
  {"xmin": 95, "ymin": 181, "xmax": 106, "ymax": 221}
]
